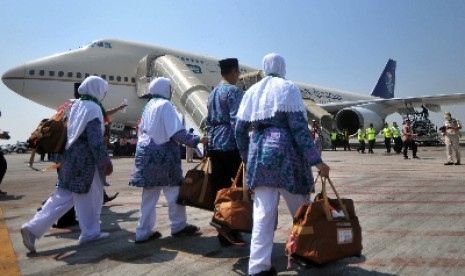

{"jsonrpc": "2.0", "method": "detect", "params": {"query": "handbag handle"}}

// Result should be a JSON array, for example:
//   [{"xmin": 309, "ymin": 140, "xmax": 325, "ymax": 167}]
[
  {"xmin": 191, "ymin": 157, "xmax": 210, "ymax": 173},
  {"xmin": 314, "ymin": 174, "xmax": 350, "ymax": 221},
  {"xmin": 198, "ymin": 157, "xmax": 211, "ymax": 203},
  {"xmin": 324, "ymin": 177, "xmax": 350, "ymax": 221},
  {"xmin": 231, "ymin": 162, "xmax": 249, "ymax": 202}
]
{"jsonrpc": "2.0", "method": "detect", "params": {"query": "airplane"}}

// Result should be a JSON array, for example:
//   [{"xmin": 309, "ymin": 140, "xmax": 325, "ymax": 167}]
[{"xmin": 3, "ymin": 38, "xmax": 465, "ymax": 135}]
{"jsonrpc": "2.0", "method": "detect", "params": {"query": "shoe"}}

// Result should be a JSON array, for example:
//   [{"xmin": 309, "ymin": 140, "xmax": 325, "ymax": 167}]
[
  {"xmin": 21, "ymin": 226, "xmax": 36, "ymax": 253},
  {"xmin": 444, "ymin": 161, "xmax": 454, "ymax": 165},
  {"xmin": 249, "ymin": 267, "xmax": 277, "ymax": 276},
  {"xmin": 455, "ymin": 162, "xmax": 461, "ymax": 165},
  {"xmin": 79, "ymin": 232, "xmax": 110, "ymax": 244},
  {"xmin": 404, "ymin": 156, "xmax": 409, "ymax": 160},
  {"xmin": 135, "ymin": 231, "xmax": 162, "ymax": 244},
  {"xmin": 171, "ymin": 224, "xmax": 200, "ymax": 237},
  {"xmin": 104, "ymin": 192, "xmax": 119, "ymax": 203},
  {"xmin": 413, "ymin": 156, "xmax": 420, "ymax": 159}
]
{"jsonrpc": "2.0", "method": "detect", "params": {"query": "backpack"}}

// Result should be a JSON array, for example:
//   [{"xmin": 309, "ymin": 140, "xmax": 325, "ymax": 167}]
[{"xmin": 28, "ymin": 101, "xmax": 72, "ymax": 171}]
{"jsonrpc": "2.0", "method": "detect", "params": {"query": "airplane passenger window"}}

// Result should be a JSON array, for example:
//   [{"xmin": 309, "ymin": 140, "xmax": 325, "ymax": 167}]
[
  {"xmin": 58, "ymin": 71, "xmax": 64, "ymax": 77},
  {"xmin": 67, "ymin": 72, "xmax": 73, "ymax": 78},
  {"xmin": 49, "ymin": 71, "xmax": 55, "ymax": 77},
  {"xmin": 39, "ymin": 70, "xmax": 45, "ymax": 76},
  {"xmin": 77, "ymin": 72, "xmax": 82, "ymax": 78},
  {"xmin": 109, "ymin": 76, "xmax": 114, "ymax": 81},
  {"xmin": 131, "ymin": 78, "xmax": 135, "ymax": 83},
  {"xmin": 101, "ymin": 75, "xmax": 106, "ymax": 80},
  {"xmin": 85, "ymin": 73, "xmax": 90, "ymax": 78},
  {"xmin": 116, "ymin": 76, "xmax": 121, "ymax": 82},
  {"xmin": 29, "ymin": 70, "xmax": 35, "ymax": 76},
  {"xmin": 124, "ymin": 77, "xmax": 128, "ymax": 82}
]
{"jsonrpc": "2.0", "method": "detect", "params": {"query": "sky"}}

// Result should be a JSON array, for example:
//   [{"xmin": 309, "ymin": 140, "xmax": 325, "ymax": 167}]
[{"xmin": 1, "ymin": 0, "xmax": 465, "ymax": 144}]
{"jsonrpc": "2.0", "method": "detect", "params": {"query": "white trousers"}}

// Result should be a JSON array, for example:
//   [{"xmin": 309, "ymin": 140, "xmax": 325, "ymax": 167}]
[
  {"xmin": 136, "ymin": 186, "xmax": 187, "ymax": 241},
  {"xmin": 23, "ymin": 168, "xmax": 104, "ymax": 243},
  {"xmin": 249, "ymin": 187, "xmax": 310, "ymax": 274},
  {"xmin": 445, "ymin": 135, "xmax": 461, "ymax": 163}
]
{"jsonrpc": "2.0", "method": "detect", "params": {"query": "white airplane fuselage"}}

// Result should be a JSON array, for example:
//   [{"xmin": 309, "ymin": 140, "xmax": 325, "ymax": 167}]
[
  {"xmin": 5, "ymin": 38, "xmax": 463, "ymax": 135},
  {"xmin": 2, "ymin": 39, "xmax": 372, "ymax": 125}
]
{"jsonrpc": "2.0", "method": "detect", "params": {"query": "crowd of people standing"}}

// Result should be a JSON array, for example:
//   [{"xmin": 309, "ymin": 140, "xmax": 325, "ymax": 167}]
[{"xmin": 13, "ymin": 53, "xmax": 461, "ymax": 276}]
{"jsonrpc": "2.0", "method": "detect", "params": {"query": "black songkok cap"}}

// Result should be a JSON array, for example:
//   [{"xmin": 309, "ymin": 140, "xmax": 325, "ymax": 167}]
[{"xmin": 219, "ymin": 58, "xmax": 239, "ymax": 70}]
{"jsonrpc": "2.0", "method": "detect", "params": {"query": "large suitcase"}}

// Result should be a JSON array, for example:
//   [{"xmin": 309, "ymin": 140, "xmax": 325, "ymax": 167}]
[
  {"xmin": 177, "ymin": 157, "xmax": 215, "ymax": 211},
  {"xmin": 286, "ymin": 176, "xmax": 362, "ymax": 266}
]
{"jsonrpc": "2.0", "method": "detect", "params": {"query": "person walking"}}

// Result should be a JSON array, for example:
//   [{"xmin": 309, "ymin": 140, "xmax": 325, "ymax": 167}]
[
  {"xmin": 206, "ymin": 58, "xmax": 245, "ymax": 246},
  {"xmin": 442, "ymin": 112, "xmax": 462, "ymax": 165},
  {"xmin": 402, "ymin": 119, "xmax": 419, "ymax": 160},
  {"xmin": 186, "ymin": 128, "xmax": 195, "ymax": 163},
  {"xmin": 21, "ymin": 76, "xmax": 114, "ymax": 253},
  {"xmin": 366, "ymin": 123, "xmax": 376, "ymax": 154},
  {"xmin": 341, "ymin": 128, "xmax": 351, "ymax": 151},
  {"xmin": 129, "ymin": 77, "xmax": 206, "ymax": 243},
  {"xmin": 352, "ymin": 125, "xmax": 366, "ymax": 154},
  {"xmin": 381, "ymin": 122, "xmax": 393, "ymax": 153},
  {"xmin": 235, "ymin": 53, "xmax": 330, "ymax": 276},
  {"xmin": 0, "ymin": 126, "xmax": 9, "ymax": 195},
  {"xmin": 330, "ymin": 129, "xmax": 338, "ymax": 151},
  {"xmin": 391, "ymin": 122, "xmax": 403, "ymax": 154},
  {"xmin": 310, "ymin": 120, "xmax": 323, "ymax": 155}
]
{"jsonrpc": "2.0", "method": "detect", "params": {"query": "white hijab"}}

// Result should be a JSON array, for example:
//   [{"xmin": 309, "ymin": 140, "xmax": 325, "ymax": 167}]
[
  {"xmin": 137, "ymin": 77, "xmax": 184, "ymax": 146},
  {"xmin": 237, "ymin": 53, "xmax": 307, "ymax": 122},
  {"xmin": 66, "ymin": 76, "xmax": 107, "ymax": 149}
]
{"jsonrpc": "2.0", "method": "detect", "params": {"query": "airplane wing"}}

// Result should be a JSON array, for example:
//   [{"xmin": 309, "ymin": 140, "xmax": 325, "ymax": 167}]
[{"xmin": 319, "ymin": 93, "xmax": 465, "ymax": 114}]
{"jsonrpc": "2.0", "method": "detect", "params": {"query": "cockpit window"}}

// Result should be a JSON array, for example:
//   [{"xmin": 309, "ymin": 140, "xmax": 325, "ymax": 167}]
[{"xmin": 85, "ymin": 41, "xmax": 112, "ymax": 49}]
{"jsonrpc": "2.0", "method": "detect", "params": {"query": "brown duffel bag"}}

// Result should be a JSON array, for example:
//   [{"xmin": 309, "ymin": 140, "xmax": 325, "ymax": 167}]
[
  {"xmin": 286, "ymin": 176, "xmax": 362, "ymax": 266},
  {"xmin": 210, "ymin": 162, "xmax": 253, "ymax": 233},
  {"xmin": 177, "ymin": 157, "xmax": 215, "ymax": 211}
]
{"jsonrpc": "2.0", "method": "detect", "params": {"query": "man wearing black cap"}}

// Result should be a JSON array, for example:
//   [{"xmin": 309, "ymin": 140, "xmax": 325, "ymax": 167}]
[{"xmin": 206, "ymin": 58, "xmax": 244, "ymax": 246}]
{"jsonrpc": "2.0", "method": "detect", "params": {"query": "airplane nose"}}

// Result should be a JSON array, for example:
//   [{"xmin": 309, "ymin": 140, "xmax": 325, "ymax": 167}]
[{"xmin": 2, "ymin": 64, "xmax": 26, "ymax": 93}]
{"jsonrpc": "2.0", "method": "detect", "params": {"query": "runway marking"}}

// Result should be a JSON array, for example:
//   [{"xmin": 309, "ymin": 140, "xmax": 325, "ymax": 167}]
[
  {"xmin": 357, "ymin": 212, "xmax": 465, "ymax": 217},
  {"xmin": 0, "ymin": 207, "xmax": 21, "ymax": 276},
  {"xmin": 365, "ymin": 229, "xmax": 465, "ymax": 237},
  {"xmin": 355, "ymin": 257, "xmax": 465, "ymax": 268},
  {"xmin": 354, "ymin": 200, "xmax": 465, "ymax": 205}
]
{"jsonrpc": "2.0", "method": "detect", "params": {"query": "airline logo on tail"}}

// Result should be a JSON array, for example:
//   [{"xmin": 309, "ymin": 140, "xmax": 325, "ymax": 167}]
[{"xmin": 371, "ymin": 59, "xmax": 396, "ymax": 99}]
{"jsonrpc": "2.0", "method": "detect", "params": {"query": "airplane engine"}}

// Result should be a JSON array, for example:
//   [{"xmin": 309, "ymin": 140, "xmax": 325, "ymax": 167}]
[{"xmin": 335, "ymin": 107, "xmax": 384, "ymax": 135}]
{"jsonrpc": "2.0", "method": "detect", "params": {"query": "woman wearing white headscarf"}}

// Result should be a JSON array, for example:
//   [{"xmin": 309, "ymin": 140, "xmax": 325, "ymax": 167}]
[
  {"xmin": 21, "ymin": 76, "xmax": 113, "ymax": 253},
  {"xmin": 129, "ymin": 77, "xmax": 207, "ymax": 243},
  {"xmin": 235, "ymin": 53, "xmax": 330, "ymax": 275}
]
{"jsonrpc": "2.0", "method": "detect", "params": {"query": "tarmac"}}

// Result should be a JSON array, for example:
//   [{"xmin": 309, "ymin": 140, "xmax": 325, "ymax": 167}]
[{"xmin": 1, "ymin": 142, "xmax": 464, "ymax": 276}]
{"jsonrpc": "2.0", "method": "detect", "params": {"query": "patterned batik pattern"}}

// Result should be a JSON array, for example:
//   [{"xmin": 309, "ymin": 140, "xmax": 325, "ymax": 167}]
[
  {"xmin": 58, "ymin": 118, "xmax": 111, "ymax": 194},
  {"xmin": 235, "ymin": 111, "xmax": 322, "ymax": 194},
  {"xmin": 129, "ymin": 130, "xmax": 199, "ymax": 188},
  {"xmin": 207, "ymin": 83, "xmax": 243, "ymax": 151}
]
